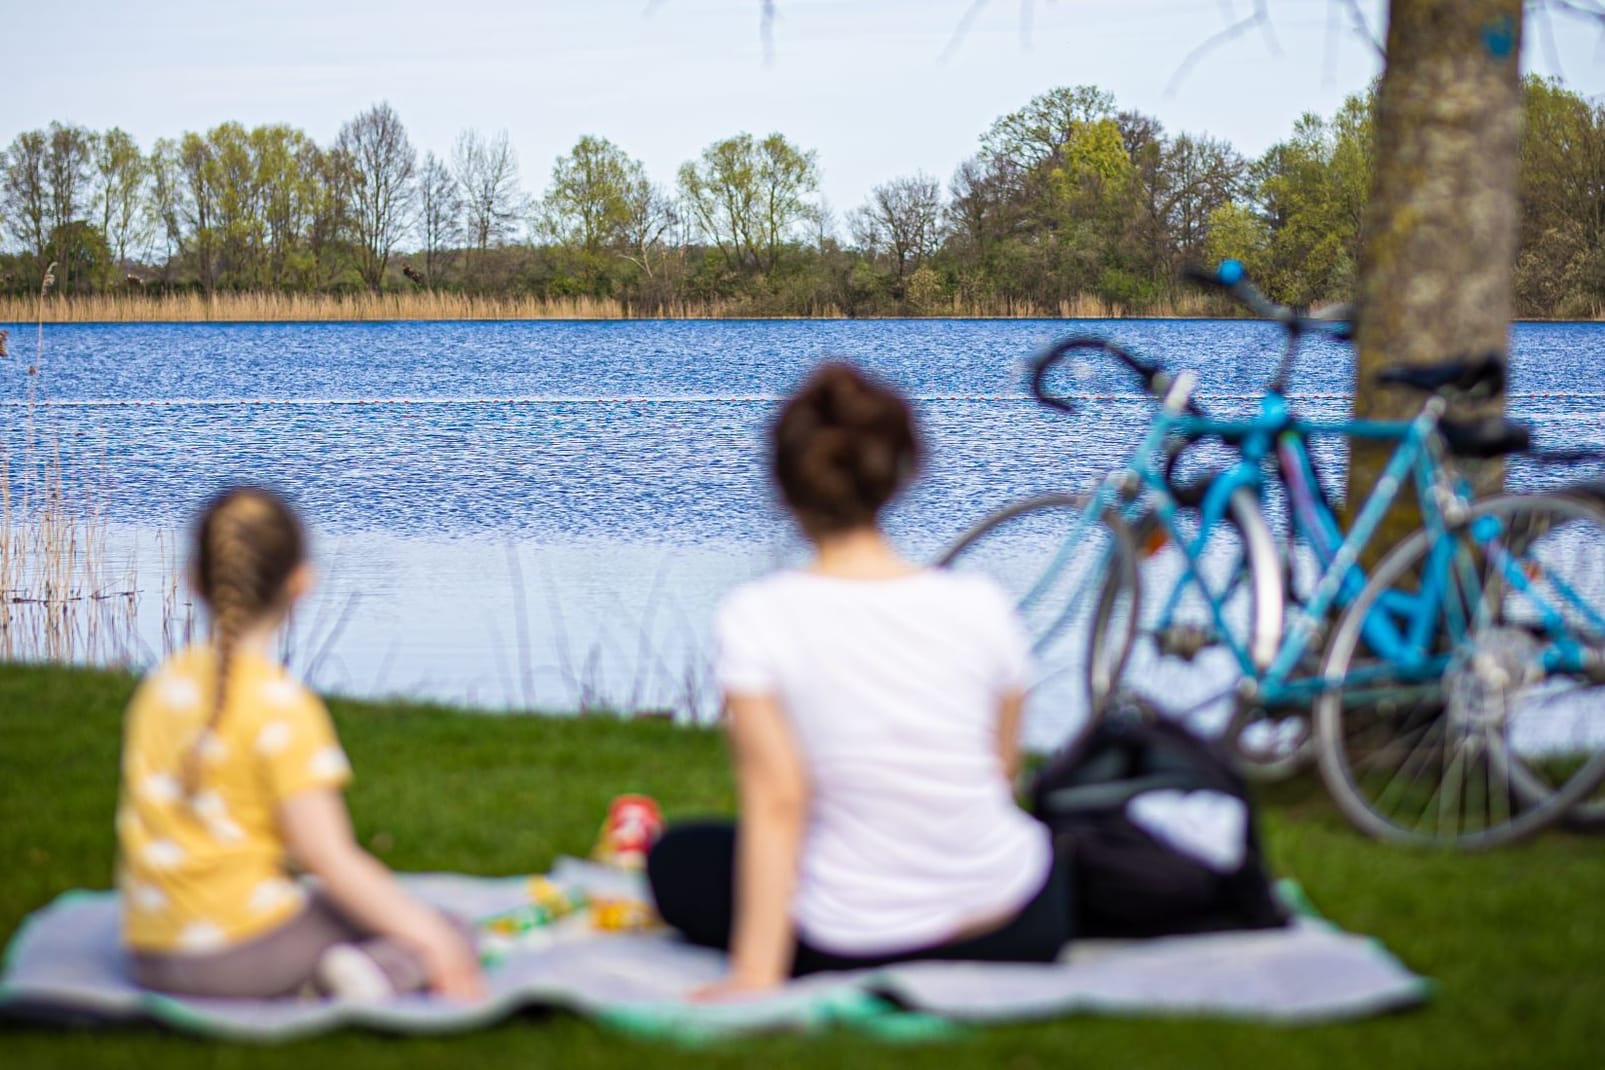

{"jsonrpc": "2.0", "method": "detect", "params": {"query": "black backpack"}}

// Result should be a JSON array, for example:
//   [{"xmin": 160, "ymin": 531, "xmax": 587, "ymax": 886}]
[{"xmin": 1030, "ymin": 707, "xmax": 1289, "ymax": 940}]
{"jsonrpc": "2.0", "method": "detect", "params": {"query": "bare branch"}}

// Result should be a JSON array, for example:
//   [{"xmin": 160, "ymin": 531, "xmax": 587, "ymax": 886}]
[
  {"xmin": 1338, "ymin": 0, "xmax": 1385, "ymax": 56},
  {"xmin": 1547, "ymin": 0, "xmax": 1605, "ymax": 64},
  {"xmin": 940, "ymin": 0, "xmax": 992, "ymax": 62},
  {"xmin": 1537, "ymin": 0, "xmax": 1566, "ymax": 79},
  {"xmin": 1255, "ymin": 0, "xmax": 1284, "ymax": 56},
  {"xmin": 761, "ymin": 0, "xmax": 777, "ymax": 64},
  {"xmin": 1165, "ymin": 1, "xmax": 1273, "ymax": 95},
  {"xmin": 1544, "ymin": 0, "xmax": 1605, "ymax": 16}
]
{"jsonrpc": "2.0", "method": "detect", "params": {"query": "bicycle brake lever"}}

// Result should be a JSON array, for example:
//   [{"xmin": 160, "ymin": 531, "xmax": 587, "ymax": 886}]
[{"xmin": 1161, "ymin": 370, "xmax": 1198, "ymax": 415}]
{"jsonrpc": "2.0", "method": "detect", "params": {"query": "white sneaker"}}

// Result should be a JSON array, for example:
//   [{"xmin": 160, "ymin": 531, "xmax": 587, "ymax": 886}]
[{"xmin": 315, "ymin": 944, "xmax": 396, "ymax": 1003}]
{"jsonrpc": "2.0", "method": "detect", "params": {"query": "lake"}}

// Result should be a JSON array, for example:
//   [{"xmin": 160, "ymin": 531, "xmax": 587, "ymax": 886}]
[{"xmin": 3, "ymin": 318, "xmax": 1604, "ymax": 747}]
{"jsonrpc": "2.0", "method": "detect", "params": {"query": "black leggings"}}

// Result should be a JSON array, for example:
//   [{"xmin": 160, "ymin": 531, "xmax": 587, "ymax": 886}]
[{"xmin": 645, "ymin": 820, "xmax": 1071, "ymax": 976}]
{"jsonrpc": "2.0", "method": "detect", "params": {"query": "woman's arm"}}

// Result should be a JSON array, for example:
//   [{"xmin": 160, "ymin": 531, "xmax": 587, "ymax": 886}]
[
  {"xmin": 701, "ymin": 691, "xmax": 810, "ymax": 997},
  {"xmin": 279, "ymin": 789, "xmax": 485, "ymax": 1000},
  {"xmin": 997, "ymin": 688, "xmax": 1026, "ymax": 786}
]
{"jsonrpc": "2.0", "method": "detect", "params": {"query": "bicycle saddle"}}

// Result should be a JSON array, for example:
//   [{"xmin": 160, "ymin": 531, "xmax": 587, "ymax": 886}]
[
  {"xmin": 1375, "ymin": 354, "xmax": 1504, "ymax": 397},
  {"xmin": 1438, "ymin": 416, "xmax": 1531, "ymax": 458}
]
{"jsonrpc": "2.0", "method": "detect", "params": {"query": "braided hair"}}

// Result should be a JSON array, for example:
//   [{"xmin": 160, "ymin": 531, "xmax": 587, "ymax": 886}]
[{"xmin": 181, "ymin": 487, "xmax": 306, "ymax": 798}]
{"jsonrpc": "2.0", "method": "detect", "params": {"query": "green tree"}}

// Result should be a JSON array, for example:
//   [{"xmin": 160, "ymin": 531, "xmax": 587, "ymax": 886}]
[
  {"xmin": 1, "ymin": 130, "xmax": 50, "ymax": 274},
  {"xmin": 252, "ymin": 125, "xmax": 318, "ymax": 289},
  {"xmin": 47, "ymin": 220, "xmax": 111, "ymax": 292},
  {"xmin": 1515, "ymin": 76, "xmax": 1605, "ymax": 317},
  {"xmin": 1202, "ymin": 202, "xmax": 1271, "ymax": 280},
  {"xmin": 204, "ymin": 122, "xmax": 266, "ymax": 289},
  {"xmin": 539, "ymin": 136, "xmax": 648, "ymax": 292},
  {"xmin": 146, "ymin": 138, "xmax": 186, "ymax": 286},
  {"xmin": 306, "ymin": 145, "xmax": 359, "ymax": 290},
  {"xmin": 980, "ymin": 85, "xmax": 1117, "ymax": 170},
  {"xmin": 1252, "ymin": 92, "xmax": 1373, "ymax": 306},
  {"xmin": 42, "ymin": 123, "xmax": 94, "ymax": 291},
  {"xmin": 677, "ymin": 132, "xmax": 819, "ymax": 276},
  {"xmin": 92, "ymin": 128, "xmax": 150, "ymax": 288}
]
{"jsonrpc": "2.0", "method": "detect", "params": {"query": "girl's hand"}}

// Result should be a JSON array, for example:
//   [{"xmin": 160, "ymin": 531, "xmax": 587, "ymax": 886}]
[
  {"xmin": 417, "ymin": 923, "xmax": 487, "ymax": 1001},
  {"xmin": 690, "ymin": 970, "xmax": 783, "ymax": 1002}
]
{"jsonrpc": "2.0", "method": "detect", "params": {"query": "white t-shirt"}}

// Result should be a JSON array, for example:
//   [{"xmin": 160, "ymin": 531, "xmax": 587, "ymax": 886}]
[{"xmin": 715, "ymin": 567, "xmax": 1053, "ymax": 956}]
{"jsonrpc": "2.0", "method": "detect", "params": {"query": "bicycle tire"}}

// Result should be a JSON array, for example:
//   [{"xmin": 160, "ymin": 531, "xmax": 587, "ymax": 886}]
[
  {"xmin": 1314, "ymin": 494, "xmax": 1605, "ymax": 849},
  {"xmin": 1111, "ymin": 486, "xmax": 1294, "ymax": 778},
  {"xmin": 937, "ymin": 493, "xmax": 1139, "ymax": 750}
]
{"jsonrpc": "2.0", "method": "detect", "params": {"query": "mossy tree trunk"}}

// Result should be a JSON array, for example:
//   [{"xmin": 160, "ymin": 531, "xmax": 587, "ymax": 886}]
[{"xmin": 1348, "ymin": 0, "xmax": 1523, "ymax": 553}]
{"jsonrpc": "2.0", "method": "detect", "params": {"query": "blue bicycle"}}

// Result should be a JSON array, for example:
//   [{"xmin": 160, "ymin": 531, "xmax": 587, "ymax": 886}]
[{"xmin": 943, "ymin": 262, "xmax": 1605, "ymax": 847}]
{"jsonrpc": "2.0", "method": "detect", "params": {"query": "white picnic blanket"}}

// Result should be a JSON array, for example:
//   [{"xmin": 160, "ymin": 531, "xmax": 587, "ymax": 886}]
[{"xmin": 0, "ymin": 862, "xmax": 1428, "ymax": 1043}]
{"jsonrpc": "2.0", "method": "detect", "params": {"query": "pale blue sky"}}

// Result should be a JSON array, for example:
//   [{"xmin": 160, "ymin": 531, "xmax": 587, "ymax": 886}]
[{"xmin": 8, "ymin": 1, "xmax": 1603, "ymax": 223}]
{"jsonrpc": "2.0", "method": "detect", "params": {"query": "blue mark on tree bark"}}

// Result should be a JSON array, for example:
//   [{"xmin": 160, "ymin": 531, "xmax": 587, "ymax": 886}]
[{"xmin": 1481, "ymin": 13, "xmax": 1516, "ymax": 60}]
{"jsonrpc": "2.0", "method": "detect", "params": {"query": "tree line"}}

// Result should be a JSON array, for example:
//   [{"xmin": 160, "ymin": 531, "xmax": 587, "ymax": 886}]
[{"xmin": 2, "ymin": 79, "xmax": 1601, "ymax": 318}]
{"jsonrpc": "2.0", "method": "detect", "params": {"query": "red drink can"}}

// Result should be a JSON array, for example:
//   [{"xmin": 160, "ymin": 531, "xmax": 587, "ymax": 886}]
[{"xmin": 593, "ymin": 794, "xmax": 665, "ymax": 869}]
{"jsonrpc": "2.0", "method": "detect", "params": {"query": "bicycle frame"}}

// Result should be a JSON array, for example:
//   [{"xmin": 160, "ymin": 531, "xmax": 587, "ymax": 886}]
[
  {"xmin": 1017, "ymin": 362, "xmax": 1605, "ymax": 704},
  {"xmin": 1132, "ymin": 387, "xmax": 1465, "ymax": 709},
  {"xmin": 1141, "ymin": 387, "xmax": 1605, "ymax": 710}
]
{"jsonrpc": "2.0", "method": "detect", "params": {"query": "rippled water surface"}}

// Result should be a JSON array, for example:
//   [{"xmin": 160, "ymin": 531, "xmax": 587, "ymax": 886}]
[{"xmin": 5, "ymin": 318, "xmax": 1604, "ymax": 744}]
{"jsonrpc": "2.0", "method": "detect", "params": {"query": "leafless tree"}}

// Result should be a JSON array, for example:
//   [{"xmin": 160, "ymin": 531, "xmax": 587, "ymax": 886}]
[
  {"xmin": 452, "ymin": 128, "xmax": 523, "ymax": 282},
  {"xmin": 617, "ymin": 179, "xmax": 677, "ymax": 280},
  {"xmin": 853, "ymin": 173, "xmax": 945, "ymax": 280},
  {"xmin": 416, "ymin": 150, "xmax": 461, "ymax": 288},
  {"xmin": 337, "ymin": 102, "xmax": 418, "ymax": 291}
]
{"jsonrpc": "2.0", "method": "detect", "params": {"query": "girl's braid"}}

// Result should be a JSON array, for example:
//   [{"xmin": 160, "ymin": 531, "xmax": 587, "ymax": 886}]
[{"xmin": 182, "ymin": 489, "xmax": 305, "ymax": 799}]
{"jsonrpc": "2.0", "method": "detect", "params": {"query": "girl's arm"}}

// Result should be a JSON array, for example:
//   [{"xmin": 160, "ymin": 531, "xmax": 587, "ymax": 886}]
[
  {"xmin": 279, "ymin": 789, "xmax": 485, "ymax": 1000},
  {"xmin": 699, "ymin": 691, "xmax": 810, "ymax": 998},
  {"xmin": 997, "ymin": 688, "xmax": 1026, "ymax": 786}
]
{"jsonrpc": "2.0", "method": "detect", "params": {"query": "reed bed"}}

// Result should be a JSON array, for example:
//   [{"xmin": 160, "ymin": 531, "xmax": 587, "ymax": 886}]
[
  {"xmin": 0, "ymin": 289, "xmax": 1229, "ymax": 324},
  {"xmin": 0, "ymin": 424, "xmax": 150, "ymax": 666},
  {"xmin": 1, "ymin": 289, "xmax": 186, "ymax": 667}
]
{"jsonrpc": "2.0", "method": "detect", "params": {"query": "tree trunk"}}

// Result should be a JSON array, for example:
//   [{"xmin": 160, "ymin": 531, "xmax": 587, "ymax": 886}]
[{"xmin": 1348, "ymin": 0, "xmax": 1523, "ymax": 554}]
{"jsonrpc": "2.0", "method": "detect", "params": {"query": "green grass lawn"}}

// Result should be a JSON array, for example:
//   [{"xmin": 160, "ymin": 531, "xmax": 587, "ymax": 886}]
[{"xmin": 3, "ymin": 662, "xmax": 1603, "ymax": 1068}]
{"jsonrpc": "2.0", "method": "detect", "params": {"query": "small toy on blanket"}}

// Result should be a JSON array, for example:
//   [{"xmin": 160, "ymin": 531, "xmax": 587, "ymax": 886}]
[{"xmin": 477, "ymin": 798, "xmax": 669, "ymax": 966}]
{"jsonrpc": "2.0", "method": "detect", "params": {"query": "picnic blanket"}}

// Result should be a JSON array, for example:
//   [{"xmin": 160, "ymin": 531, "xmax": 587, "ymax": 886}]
[{"xmin": 0, "ymin": 861, "xmax": 1429, "ymax": 1043}]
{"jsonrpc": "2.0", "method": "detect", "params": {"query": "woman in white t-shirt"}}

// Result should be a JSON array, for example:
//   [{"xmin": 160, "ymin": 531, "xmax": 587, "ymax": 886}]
[{"xmin": 647, "ymin": 361, "xmax": 1068, "ymax": 997}]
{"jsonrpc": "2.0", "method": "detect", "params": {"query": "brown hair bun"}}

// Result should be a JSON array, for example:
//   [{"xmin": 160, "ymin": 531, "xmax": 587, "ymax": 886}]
[{"xmin": 773, "ymin": 361, "xmax": 921, "ymax": 537}]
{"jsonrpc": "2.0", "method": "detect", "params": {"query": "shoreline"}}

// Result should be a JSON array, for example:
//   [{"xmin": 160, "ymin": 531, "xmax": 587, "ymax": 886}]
[{"xmin": 7, "ymin": 314, "xmax": 1605, "ymax": 326}]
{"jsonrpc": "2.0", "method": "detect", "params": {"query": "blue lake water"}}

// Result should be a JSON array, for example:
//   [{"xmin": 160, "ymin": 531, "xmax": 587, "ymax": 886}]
[{"xmin": 4, "ymin": 318, "xmax": 1604, "ymax": 745}]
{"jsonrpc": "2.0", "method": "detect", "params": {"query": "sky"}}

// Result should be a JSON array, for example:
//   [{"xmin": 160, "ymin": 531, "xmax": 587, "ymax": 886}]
[{"xmin": 7, "ymin": 0, "xmax": 1604, "ymax": 225}]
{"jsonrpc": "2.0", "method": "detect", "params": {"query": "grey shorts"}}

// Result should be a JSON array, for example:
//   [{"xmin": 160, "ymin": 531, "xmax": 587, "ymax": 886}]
[{"xmin": 129, "ymin": 891, "xmax": 466, "ymax": 999}]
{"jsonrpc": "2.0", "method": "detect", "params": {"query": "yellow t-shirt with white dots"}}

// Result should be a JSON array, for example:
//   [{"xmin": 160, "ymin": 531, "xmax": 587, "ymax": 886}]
[{"xmin": 116, "ymin": 646, "xmax": 352, "ymax": 954}]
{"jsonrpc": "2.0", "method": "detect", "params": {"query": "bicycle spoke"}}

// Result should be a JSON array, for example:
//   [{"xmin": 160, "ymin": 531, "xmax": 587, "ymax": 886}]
[
  {"xmin": 1486, "ymin": 726, "xmax": 1513, "ymax": 833},
  {"xmin": 1373, "ymin": 713, "xmax": 1448, "ymax": 821},
  {"xmin": 1430, "ymin": 730, "xmax": 1467, "ymax": 840}
]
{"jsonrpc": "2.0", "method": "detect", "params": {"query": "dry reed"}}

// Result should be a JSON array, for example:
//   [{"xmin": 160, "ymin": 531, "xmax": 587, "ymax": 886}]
[
  {"xmin": 0, "ymin": 289, "xmax": 1234, "ymax": 324},
  {"xmin": 1, "ymin": 290, "xmax": 169, "ymax": 667},
  {"xmin": 5, "ymin": 292, "xmax": 723, "ymax": 323}
]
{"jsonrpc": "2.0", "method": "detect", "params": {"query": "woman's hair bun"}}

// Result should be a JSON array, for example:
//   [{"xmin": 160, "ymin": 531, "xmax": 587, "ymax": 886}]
[{"xmin": 772, "ymin": 361, "xmax": 921, "ymax": 536}]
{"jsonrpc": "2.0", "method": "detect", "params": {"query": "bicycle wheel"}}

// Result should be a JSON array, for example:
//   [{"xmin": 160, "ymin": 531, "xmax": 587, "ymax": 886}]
[
  {"xmin": 937, "ymin": 493, "xmax": 1138, "ymax": 751},
  {"xmin": 1113, "ymin": 486, "xmax": 1295, "ymax": 777},
  {"xmin": 1314, "ymin": 494, "xmax": 1605, "ymax": 849}
]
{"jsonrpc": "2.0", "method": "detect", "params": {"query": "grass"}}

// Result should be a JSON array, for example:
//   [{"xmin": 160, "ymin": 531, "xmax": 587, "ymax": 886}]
[
  {"xmin": 2, "ymin": 662, "xmax": 1603, "ymax": 1068},
  {"xmin": 0, "ymin": 290, "xmax": 1219, "ymax": 324}
]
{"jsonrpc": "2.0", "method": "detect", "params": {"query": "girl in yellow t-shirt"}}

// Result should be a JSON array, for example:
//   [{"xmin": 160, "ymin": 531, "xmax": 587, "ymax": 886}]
[{"xmin": 117, "ymin": 487, "xmax": 483, "ymax": 1001}]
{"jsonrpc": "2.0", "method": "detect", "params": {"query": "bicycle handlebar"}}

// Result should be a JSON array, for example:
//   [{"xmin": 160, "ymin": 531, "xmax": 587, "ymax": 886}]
[
  {"xmin": 1184, "ymin": 260, "xmax": 1353, "ymax": 341},
  {"xmin": 1028, "ymin": 335, "xmax": 1205, "ymax": 417}
]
